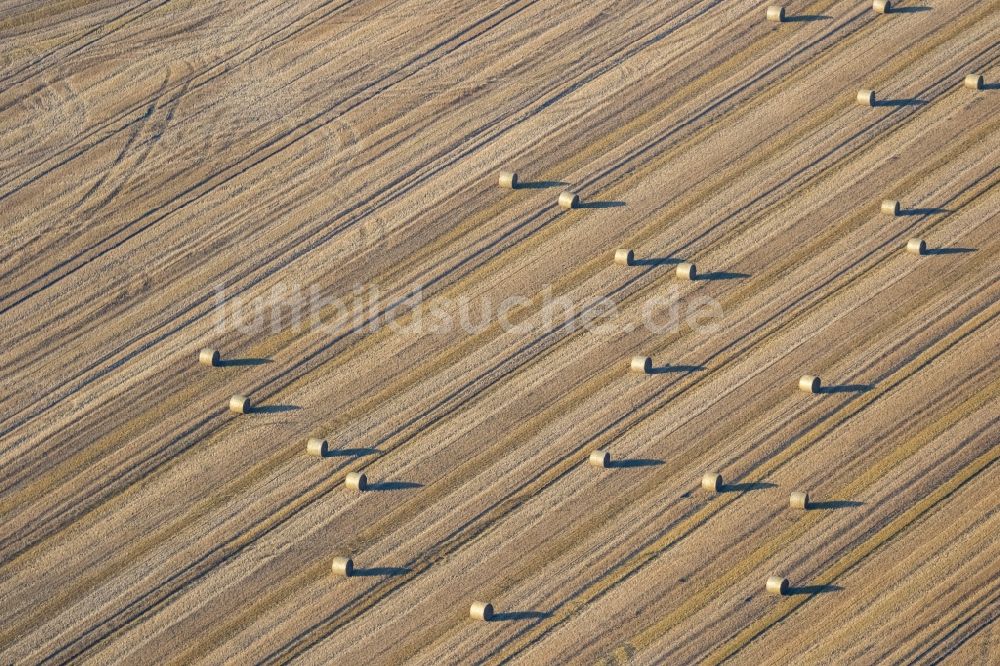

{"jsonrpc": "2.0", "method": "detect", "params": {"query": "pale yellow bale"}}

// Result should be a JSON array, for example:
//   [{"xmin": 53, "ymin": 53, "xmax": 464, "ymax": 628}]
[
  {"xmin": 470, "ymin": 601, "xmax": 494, "ymax": 621},
  {"xmin": 676, "ymin": 262, "xmax": 697, "ymax": 281},
  {"xmin": 964, "ymin": 74, "xmax": 984, "ymax": 90},
  {"xmin": 558, "ymin": 191, "xmax": 580, "ymax": 209},
  {"xmin": 345, "ymin": 472, "xmax": 367, "ymax": 491},
  {"xmin": 499, "ymin": 171, "xmax": 518, "ymax": 189},
  {"xmin": 307, "ymin": 438, "xmax": 329, "ymax": 457},
  {"xmin": 702, "ymin": 472, "xmax": 722, "ymax": 492},
  {"xmin": 614, "ymin": 249, "xmax": 635, "ymax": 266},
  {"xmin": 229, "ymin": 395, "xmax": 251, "ymax": 414},
  {"xmin": 589, "ymin": 450, "xmax": 610, "ymax": 468},
  {"xmin": 799, "ymin": 375, "xmax": 820, "ymax": 393},
  {"xmin": 331, "ymin": 556, "xmax": 353, "ymax": 576},
  {"xmin": 766, "ymin": 576, "xmax": 789, "ymax": 595},
  {"xmin": 630, "ymin": 356, "xmax": 652, "ymax": 374},
  {"xmin": 199, "ymin": 348, "xmax": 220, "ymax": 366}
]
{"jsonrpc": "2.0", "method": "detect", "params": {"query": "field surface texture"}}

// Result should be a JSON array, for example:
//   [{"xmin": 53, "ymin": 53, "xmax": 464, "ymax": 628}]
[{"xmin": 1, "ymin": 0, "xmax": 998, "ymax": 664}]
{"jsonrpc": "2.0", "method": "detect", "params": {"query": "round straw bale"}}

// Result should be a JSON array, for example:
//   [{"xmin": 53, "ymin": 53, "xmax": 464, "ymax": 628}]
[
  {"xmin": 199, "ymin": 348, "xmax": 220, "ymax": 366},
  {"xmin": 470, "ymin": 601, "xmax": 494, "ymax": 621},
  {"xmin": 766, "ymin": 575, "xmax": 789, "ymax": 595},
  {"xmin": 630, "ymin": 356, "xmax": 652, "ymax": 374},
  {"xmin": 331, "ymin": 556, "xmax": 353, "ymax": 577},
  {"xmin": 499, "ymin": 171, "xmax": 518, "ymax": 189},
  {"xmin": 964, "ymin": 74, "xmax": 984, "ymax": 90},
  {"xmin": 881, "ymin": 199, "xmax": 900, "ymax": 216},
  {"xmin": 615, "ymin": 249, "xmax": 635, "ymax": 266},
  {"xmin": 906, "ymin": 238, "xmax": 927, "ymax": 255},
  {"xmin": 307, "ymin": 438, "xmax": 329, "ymax": 457},
  {"xmin": 857, "ymin": 89, "xmax": 876, "ymax": 106},
  {"xmin": 766, "ymin": 6, "xmax": 785, "ymax": 22},
  {"xmin": 873, "ymin": 0, "xmax": 891, "ymax": 14},
  {"xmin": 589, "ymin": 450, "xmax": 610, "ymax": 468},
  {"xmin": 799, "ymin": 375, "xmax": 821, "ymax": 393},
  {"xmin": 345, "ymin": 471, "xmax": 368, "ymax": 491},
  {"xmin": 559, "ymin": 191, "xmax": 580, "ymax": 209},
  {"xmin": 790, "ymin": 491, "xmax": 810, "ymax": 510},
  {"xmin": 702, "ymin": 472, "xmax": 722, "ymax": 492},
  {"xmin": 229, "ymin": 395, "xmax": 251, "ymax": 414},
  {"xmin": 676, "ymin": 262, "xmax": 697, "ymax": 281}
]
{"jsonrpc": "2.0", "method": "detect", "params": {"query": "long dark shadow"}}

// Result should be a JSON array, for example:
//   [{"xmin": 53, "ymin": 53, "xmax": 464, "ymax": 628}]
[
  {"xmin": 925, "ymin": 247, "xmax": 975, "ymax": 255},
  {"xmin": 983, "ymin": 83, "xmax": 1000, "ymax": 90},
  {"xmin": 607, "ymin": 458, "xmax": 664, "ymax": 469},
  {"xmin": 723, "ymin": 481, "xmax": 776, "ymax": 492},
  {"xmin": 367, "ymin": 481, "xmax": 422, "ymax": 492},
  {"xmin": 817, "ymin": 384, "xmax": 872, "ymax": 394},
  {"xmin": 516, "ymin": 180, "xmax": 566, "ymax": 189},
  {"xmin": 787, "ymin": 584, "xmax": 842, "ymax": 595},
  {"xmin": 810, "ymin": 500, "xmax": 864, "ymax": 510},
  {"xmin": 633, "ymin": 256, "xmax": 681, "ymax": 266},
  {"xmin": 218, "ymin": 358, "xmax": 271, "ymax": 367},
  {"xmin": 875, "ymin": 98, "xmax": 927, "ymax": 107},
  {"xmin": 577, "ymin": 201, "xmax": 626, "ymax": 209},
  {"xmin": 352, "ymin": 567, "xmax": 410, "ymax": 577},
  {"xmin": 252, "ymin": 404, "xmax": 300, "ymax": 414},
  {"xmin": 697, "ymin": 271, "xmax": 750, "ymax": 281},
  {"xmin": 785, "ymin": 14, "xmax": 831, "ymax": 21},
  {"xmin": 649, "ymin": 364, "xmax": 705, "ymax": 374},
  {"xmin": 492, "ymin": 610, "xmax": 552, "ymax": 622},
  {"xmin": 891, "ymin": 6, "xmax": 931, "ymax": 13},
  {"xmin": 322, "ymin": 447, "xmax": 379, "ymax": 458},
  {"xmin": 900, "ymin": 207, "xmax": 949, "ymax": 216}
]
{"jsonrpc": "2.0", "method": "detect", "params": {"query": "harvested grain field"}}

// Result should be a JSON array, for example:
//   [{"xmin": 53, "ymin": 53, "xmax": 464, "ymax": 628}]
[{"xmin": 1, "ymin": 0, "xmax": 998, "ymax": 663}]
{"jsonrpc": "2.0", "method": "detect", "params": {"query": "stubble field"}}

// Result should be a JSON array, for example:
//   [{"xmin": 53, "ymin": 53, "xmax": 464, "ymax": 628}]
[{"xmin": 1, "ymin": 0, "xmax": 998, "ymax": 663}]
